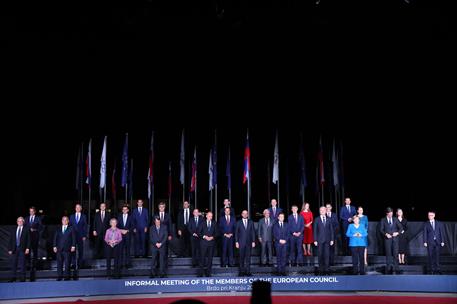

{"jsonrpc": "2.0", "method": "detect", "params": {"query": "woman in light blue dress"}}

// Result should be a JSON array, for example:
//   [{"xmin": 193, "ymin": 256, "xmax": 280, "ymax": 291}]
[{"xmin": 357, "ymin": 206, "xmax": 369, "ymax": 266}]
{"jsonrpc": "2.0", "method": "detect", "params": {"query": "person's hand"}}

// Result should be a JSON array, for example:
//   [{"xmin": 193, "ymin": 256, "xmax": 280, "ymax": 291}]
[
  {"xmin": 144, "ymin": 227, "xmax": 148, "ymax": 233},
  {"xmin": 156, "ymin": 243, "xmax": 161, "ymax": 248},
  {"xmin": 25, "ymin": 249, "xmax": 30, "ymax": 255},
  {"xmin": 235, "ymin": 242, "xmax": 240, "ymax": 249},
  {"xmin": 348, "ymin": 218, "xmax": 353, "ymax": 222},
  {"xmin": 252, "ymin": 242, "xmax": 255, "ymax": 248},
  {"xmin": 193, "ymin": 233, "xmax": 198, "ymax": 237},
  {"xmin": 424, "ymin": 242, "xmax": 428, "ymax": 247},
  {"xmin": 386, "ymin": 233, "xmax": 392, "ymax": 239},
  {"xmin": 258, "ymin": 237, "xmax": 262, "ymax": 243},
  {"xmin": 297, "ymin": 232, "xmax": 301, "ymax": 236},
  {"xmin": 330, "ymin": 241, "xmax": 334, "ymax": 246},
  {"xmin": 279, "ymin": 240, "xmax": 286, "ymax": 245},
  {"xmin": 178, "ymin": 230, "xmax": 182, "ymax": 236},
  {"xmin": 53, "ymin": 247, "xmax": 57, "ymax": 253},
  {"xmin": 93, "ymin": 231, "xmax": 97, "ymax": 237},
  {"xmin": 82, "ymin": 237, "xmax": 86, "ymax": 241},
  {"xmin": 133, "ymin": 228, "xmax": 137, "ymax": 233},
  {"xmin": 8, "ymin": 251, "xmax": 12, "ymax": 255},
  {"xmin": 393, "ymin": 232, "xmax": 399, "ymax": 237},
  {"xmin": 71, "ymin": 246, "xmax": 76, "ymax": 252},
  {"xmin": 441, "ymin": 242, "xmax": 445, "ymax": 247},
  {"xmin": 168, "ymin": 236, "xmax": 172, "ymax": 241},
  {"xmin": 314, "ymin": 241, "xmax": 318, "ymax": 246}
]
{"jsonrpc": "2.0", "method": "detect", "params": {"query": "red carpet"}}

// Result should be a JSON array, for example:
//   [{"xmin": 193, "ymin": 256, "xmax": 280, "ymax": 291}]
[{"xmin": 34, "ymin": 295, "xmax": 457, "ymax": 304}]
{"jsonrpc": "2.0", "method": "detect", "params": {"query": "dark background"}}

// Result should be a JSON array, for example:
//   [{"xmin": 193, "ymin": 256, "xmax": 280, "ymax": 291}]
[{"xmin": 2, "ymin": 0, "xmax": 455, "ymax": 224}]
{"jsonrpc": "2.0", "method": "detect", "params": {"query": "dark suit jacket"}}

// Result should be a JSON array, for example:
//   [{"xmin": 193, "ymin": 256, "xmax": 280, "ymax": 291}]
[
  {"xmin": 327, "ymin": 212, "xmax": 339, "ymax": 232},
  {"xmin": 155, "ymin": 212, "xmax": 172, "ymax": 237},
  {"xmin": 150, "ymin": 225, "xmax": 168, "ymax": 247},
  {"xmin": 379, "ymin": 217, "xmax": 403, "ymax": 239},
  {"xmin": 273, "ymin": 222, "xmax": 289, "ymax": 243},
  {"xmin": 287, "ymin": 213, "xmax": 305, "ymax": 234},
  {"xmin": 257, "ymin": 217, "xmax": 274, "ymax": 242},
  {"xmin": 219, "ymin": 207, "xmax": 235, "ymax": 218},
  {"xmin": 117, "ymin": 213, "xmax": 135, "ymax": 232},
  {"xmin": 25, "ymin": 215, "xmax": 42, "ymax": 234},
  {"xmin": 53, "ymin": 226, "xmax": 76, "ymax": 252},
  {"xmin": 8, "ymin": 226, "xmax": 30, "ymax": 253},
  {"xmin": 177, "ymin": 208, "xmax": 192, "ymax": 231},
  {"xmin": 313, "ymin": 216, "xmax": 334, "ymax": 243},
  {"xmin": 423, "ymin": 220, "xmax": 444, "ymax": 244},
  {"xmin": 268, "ymin": 207, "xmax": 283, "ymax": 220},
  {"xmin": 340, "ymin": 205, "xmax": 356, "ymax": 224},
  {"xmin": 187, "ymin": 216, "xmax": 203, "ymax": 235},
  {"xmin": 198, "ymin": 220, "xmax": 218, "ymax": 244},
  {"xmin": 235, "ymin": 219, "xmax": 256, "ymax": 246},
  {"xmin": 219, "ymin": 215, "xmax": 236, "ymax": 235},
  {"xmin": 132, "ymin": 208, "xmax": 149, "ymax": 229},
  {"xmin": 69, "ymin": 213, "xmax": 88, "ymax": 239},
  {"xmin": 93, "ymin": 211, "xmax": 111, "ymax": 235}
]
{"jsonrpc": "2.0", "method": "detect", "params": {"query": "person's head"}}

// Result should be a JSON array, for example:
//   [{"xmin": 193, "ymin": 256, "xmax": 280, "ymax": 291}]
[
  {"xmin": 183, "ymin": 201, "xmax": 190, "ymax": 209},
  {"xmin": 271, "ymin": 199, "xmax": 277, "ymax": 207},
  {"xmin": 224, "ymin": 207, "xmax": 231, "ymax": 216},
  {"xmin": 75, "ymin": 203, "xmax": 82, "ymax": 213},
  {"xmin": 386, "ymin": 207, "xmax": 393, "ymax": 218},
  {"xmin": 17, "ymin": 217, "xmax": 25, "ymax": 226},
  {"xmin": 193, "ymin": 209, "xmax": 199, "ymax": 217},
  {"xmin": 241, "ymin": 210, "xmax": 248, "ymax": 219},
  {"xmin": 263, "ymin": 209, "xmax": 270, "ymax": 218},
  {"xmin": 353, "ymin": 215, "xmax": 360, "ymax": 225},
  {"xmin": 223, "ymin": 199, "xmax": 231, "ymax": 207},
  {"xmin": 302, "ymin": 202, "xmax": 310, "ymax": 211},
  {"xmin": 29, "ymin": 206, "xmax": 36, "ymax": 216},
  {"xmin": 319, "ymin": 206, "xmax": 326, "ymax": 216},
  {"xmin": 325, "ymin": 203, "xmax": 332, "ymax": 213},
  {"xmin": 428, "ymin": 211, "xmax": 435, "ymax": 221},
  {"xmin": 278, "ymin": 213, "xmax": 285, "ymax": 222},
  {"xmin": 357, "ymin": 206, "xmax": 364, "ymax": 215},
  {"xmin": 110, "ymin": 218, "xmax": 117, "ymax": 228},
  {"xmin": 159, "ymin": 202, "xmax": 166, "ymax": 212},
  {"xmin": 291, "ymin": 205, "xmax": 298, "ymax": 214},
  {"xmin": 154, "ymin": 216, "xmax": 161, "ymax": 226},
  {"xmin": 137, "ymin": 200, "xmax": 144, "ymax": 207},
  {"xmin": 345, "ymin": 198, "xmax": 351, "ymax": 205},
  {"xmin": 62, "ymin": 216, "xmax": 69, "ymax": 226},
  {"xmin": 100, "ymin": 202, "xmax": 106, "ymax": 211},
  {"xmin": 122, "ymin": 205, "xmax": 129, "ymax": 214},
  {"xmin": 206, "ymin": 211, "xmax": 213, "ymax": 221},
  {"xmin": 396, "ymin": 208, "xmax": 403, "ymax": 218}
]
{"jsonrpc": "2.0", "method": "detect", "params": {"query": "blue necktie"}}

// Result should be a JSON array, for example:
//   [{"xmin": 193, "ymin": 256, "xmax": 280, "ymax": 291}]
[{"xmin": 16, "ymin": 227, "xmax": 21, "ymax": 247}]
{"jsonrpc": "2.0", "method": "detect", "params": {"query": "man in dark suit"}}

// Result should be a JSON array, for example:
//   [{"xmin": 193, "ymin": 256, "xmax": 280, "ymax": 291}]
[
  {"xmin": 117, "ymin": 205, "xmax": 135, "ymax": 268},
  {"xmin": 132, "ymin": 199, "xmax": 149, "ymax": 258},
  {"xmin": 258, "ymin": 209, "xmax": 274, "ymax": 267},
  {"xmin": 93, "ymin": 202, "xmax": 111, "ymax": 259},
  {"xmin": 314, "ymin": 206, "xmax": 334, "ymax": 275},
  {"xmin": 268, "ymin": 199, "xmax": 283, "ymax": 221},
  {"xmin": 8, "ymin": 217, "xmax": 30, "ymax": 282},
  {"xmin": 273, "ymin": 213, "xmax": 288, "ymax": 275},
  {"xmin": 219, "ymin": 199, "xmax": 235, "ymax": 218},
  {"xmin": 219, "ymin": 207, "xmax": 236, "ymax": 267},
  {"xmin": 339, "ymin": 197, "xmax": 356, "ymax": 255},
  {"xmin": 380, "ymin": 207, "xmax": 403, "ymax": 274},
  {"xmin": 24, "ymin": 206, "xmax": 42, "ymax": 281},
  {"xmin": 288, "ymin": 205, "xmax": 304, "ymax": 266},
  {"xmin": 325, "ymin": 203, "xmax": 339, "ymax": 266},
  {"xmin": 423, "ymin": 211, "xmax": 445, "ymax": 274},
  {"xmin": 188, "ymin": 208, "xmax": 203, "ymax": 267},
  {"xmin": 69, "ymin": 203, "xmax": 88, "ymax": 270},
  {"xmin": 155, "ymin": 202, "xmax": 173, "ymax": 241},
  {"xmin": 177, "ymin": 201, "xmax": 192, "ymax": 257},
  {"xmin": 149, "ymin": 216, "xmax": 168, "ymax": 278},
  {"xmin": 235, "ymin": 210, "xmax": 256, "ymax": 276},
  {"xmin": 198, "ymin": 211, "xmax": 218, "ymax": 277},
  {"xmin": 53, "ymin": 216, "xmax": 76, "ymax": 281}
]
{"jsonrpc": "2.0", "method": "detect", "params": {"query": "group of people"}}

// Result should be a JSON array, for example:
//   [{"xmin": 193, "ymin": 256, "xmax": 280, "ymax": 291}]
[{"xmin": 7, "ymin": 197, "xmax": 446, "ymax": 282}]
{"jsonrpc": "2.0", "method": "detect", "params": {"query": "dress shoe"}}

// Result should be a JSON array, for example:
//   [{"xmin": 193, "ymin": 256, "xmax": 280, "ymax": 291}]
[
  {"xmin": 8, "ymin": 279, "xmax": 16, "ymax": 283},
  {"xmin": 56, "ymin": 278, "xmax": 62, "ymax": 281},
  {"xmin": 64, "ymin": 278, "xmax": 71, "ymax": 281}
]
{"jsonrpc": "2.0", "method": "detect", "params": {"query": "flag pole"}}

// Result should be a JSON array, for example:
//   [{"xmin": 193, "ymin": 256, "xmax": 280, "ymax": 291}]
[
  {"xmin": 267, "ymin": 163, "xmax": 271, "ymax": 202},
  {"xmin": 214, "ymin": 129, "xmax": 218, "ymax": 219},
  {"xmin": 247, "ymin": 129, "xmax": 251, "ymax": 218},
  {"xmin": 182, "ymin": 130, "xmax": 185, "ymax": 206},
  {"xmin": 195, "ymin": 147, "xmax": 198, "ymax": 209},
  {"xmin": 80, "ymin": 142, "xmax": 84, "ymax": 204}
]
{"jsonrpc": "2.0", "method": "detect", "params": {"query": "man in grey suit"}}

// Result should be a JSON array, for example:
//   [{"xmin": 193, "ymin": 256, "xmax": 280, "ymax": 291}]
[{"xmin": 258, "ymin": 209, "xmax": 274, "ymax": 267}]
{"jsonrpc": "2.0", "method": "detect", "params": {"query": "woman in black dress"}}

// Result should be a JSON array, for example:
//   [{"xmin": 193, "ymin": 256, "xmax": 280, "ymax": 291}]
[{"xmin": 396, "ymin": 208, "xmax": 408, "ymax": 264}]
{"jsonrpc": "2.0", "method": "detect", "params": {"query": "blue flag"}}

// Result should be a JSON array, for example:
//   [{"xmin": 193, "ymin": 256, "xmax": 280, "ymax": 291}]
[{"xmin": 121, "ymin": 134, "xmax": 129, "ymax": 187}]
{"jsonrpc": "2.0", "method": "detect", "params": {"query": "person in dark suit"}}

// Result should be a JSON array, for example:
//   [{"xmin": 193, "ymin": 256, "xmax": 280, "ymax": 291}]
[
  {"xmin": 150, "ymin": 216, "xmax": 168, "ymax": 278},
  {"xmin": 339, "ymin": 197, "xmax": 356, "ymax": 255},
  {"xmin": 69, "ymin": 203, "xmax": 88, "ymax": 270},
  {"xmin": 268, "ymin": 199, "xmax": 283, "ymax": 221},
  {"xmin": 155, "ymin": 202, "xmax": 173, "ymax": 241},
  {"xmin": 235, "ymin": 210, "xmax": 256, "ymax": 276},
  {"xmin": 132, "ymin": 199, "xmax": 149, "ymax": 258},
  {"xmin": 273, "ymin": 213, "xmax": 288, "ymax": 275},
  {"xmin": 177, "ymin": 201, "xmax": 192, "ymax": 257},
  {"xmin": 258, "ymin": 209, "xmax": 274, "ymax": 267},
  {"xmin": 188, "ymin": 208, "xmax": 203, "ymax": 267},
  {"xmin": 313, "ymin": 206, "xmax": 334, "ymax": 275},
  {"xmin": 219, "ymin": 207, "xmax": 236, "ymax": 267},
  {"xmin": 219, "ymin": 199, "xmax": 235, "ymax": 218},
  {"xmin": 24, "ymin": 206, "xmax": 42, "ymax": 281},
  {"xmin": 423, "ymin": 211, "xmax": 445, "ymax": 274},
  {"xmin": 53, "ymin": 216, "xmax": 76, "ymax": 281},
  {"xmin": 198, "ymin": 211, "xmax": 218, "ymax": 277},
  {"xmin": 93, "ymin": 202, "xmax": 111, "ymax": 259},
  {"xmin": 396, "ymin": 208, "xmax": 408, "ymax": 265},
  {"xmin": 104, "ymin": 218, "xmax": 123, "ymax": 279},
  {"xmin": 8, "ymin": 217, "xmax": 30, "ymax": 282},
  {"xmin": 380, "ymin": 207, "xmax": 403, "ymax": 274},
  {"xmin": 117, "ymin": 205, "xmax": 135, "ymax": 268},
  {"xmin": 288, "ymin": 205, "xmax": 304, "ymax": 266},
  {"xmin": 325, "ymin": 203, "xmax": 339, "ymax": 266}
]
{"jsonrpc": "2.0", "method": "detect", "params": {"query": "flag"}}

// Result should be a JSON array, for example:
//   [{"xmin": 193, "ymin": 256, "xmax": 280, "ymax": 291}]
[
  {"xmin": 226, "ymin": 147, "xmax": 231, "ymax": 192},
  {"xmin": 121, "ymin": 134, "xmax": 128, "ymax": 187},
  {"xmin": 147, "ymin": 133, "xmax": 154, "ymax": 199},
  {"xmin": 212, "ymin": 144, "xmax": 217, "ymax": 186},
  {"xmin": 85, "ymin": 139, "xmax": 92, "ymax": 187},
  {"xmin": 243, "ymin": 131, "xmax": 251, "ymax": 184},
  {"xmin": 299, "ymin": 134, "xmax": 307, "ymax": 196},
  {"xmin": 332, "ymin": 138, "xmax": 339, "ymax": 188},
  {"xmin": 190, "ymin": 147, "xmax": 197, "ymax": 192},
  {"xmin": 318, "ymin": 135, "xmax": 325, "ymax": 185},
  {"xmin": 111, "ymin": 162, "xmax": 117, "ymax": 201},
  {"xmin": 129, "ymin": 159, "xmax": 133, "ymax": 201},
  {"xmin": 208, "ymin": 148, "xmax": 214, "ymax": 191},
  {"xmin": 168, "ymin": 162, "xmax": 172, "ymax": 198},
  {"xmin": 272, "ymin": 131, "xmax": 279, "ymax": 184},
  {"xmin": 75, "ymin": 144, "xmax": 83, "ymax": 191},
  {"xmin": 179, "ymin": 130, "xmax": 185, "ymax": 185},
  {"xmin": 100, "ymin": 136, "xmax": 107, "ymax": 189}
]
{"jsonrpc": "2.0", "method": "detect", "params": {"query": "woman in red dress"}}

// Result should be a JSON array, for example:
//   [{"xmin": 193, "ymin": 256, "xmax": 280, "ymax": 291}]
[{"xmin": 301, "ymin": 202, "xmax": 314, "ymax": 256}]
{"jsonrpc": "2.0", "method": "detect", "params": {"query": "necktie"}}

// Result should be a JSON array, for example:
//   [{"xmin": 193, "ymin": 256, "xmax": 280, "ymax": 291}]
[
  {"xmin": 16, "ymin": 227, "xmax": 21, "ymax": 246},
  {"xmin": 226, "ymin": 216, "xmax": 230, "ymax": 225},
  {"xmin": 160, "ymin": 213, "xmax": 164, "ymax": 222},
  {"xmin": 31, "ymin": 216, "xmax": 34, "ymax": 223},
  {"xmin": 294, "ymin": 214, "xmax": 297, "ymax": 224},
  {"xmin": 273, "ymin": 207, "xmax": 276, "ymax": 216},
  {"xmin": 157, "ymin": 226, "xmax": 160, "ymax": 234},
  {"xmin": 184, "ymin": 209, "xmax": 188, "ymax": 225},
  {"xmin": 280, "ymin": 222, "xmax": 282, "ymax": 229},
  {"xmin": 388, "ymin": 218, "xmax": 392, "ymax": 226},
  {"xmin": 323, "ymin": 216, "xmax": 326, "ymax": 225},
  {"xmin": 76, "ymin": 213, "xmax": 80, "ymax": 223},
  {"xmin": 208, "ymin": 221, "xmax": 211, "ymax": 229},
  {"xmin": 62, "ymin": 226, "xmax": 66, "ymax": 234},
  {"xmin": 266, "ymin": 218, "xmax": 269, "ymax": 226},
  {"xmin": 101, "ymin": 211, "xmax": 105, "ymax": 222},
  {"xmin": 195, "ymin": 217, "xmax": 198, "ymax": 225},
  {"xmin": 139, "ymin": 208, "xmax": 142, "ymax": 215},
  {"xmin": 347, "ymin": 205, "xmax": 350, "ymax": 212},
  {"xmin": 327, "ymin": 212, "xmax": 331, "ymax": 218},
  {"xmin": 244, "ymin": 219, "xmax": 247, "ymax": 229},
  {"xmin": 123, "ymin": 215, "xmax": 127, "ymax": 226},
  {"xmin": 432, "ymin": 221, "xmax": 435, "ymax": 230}
]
